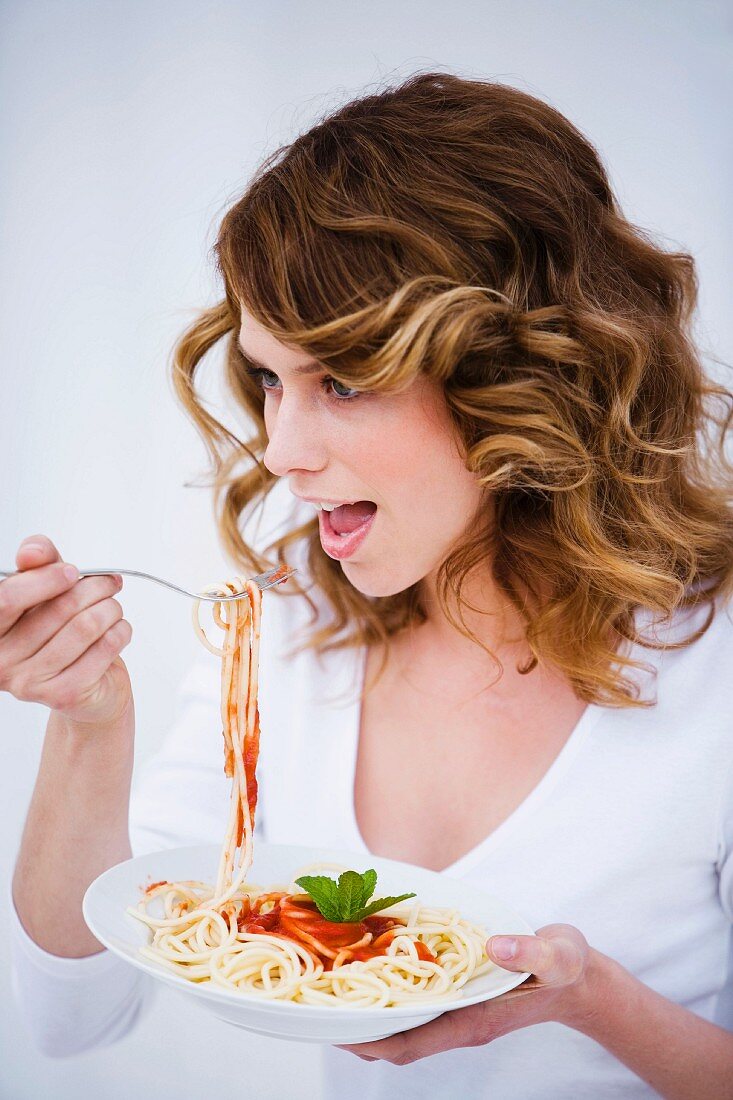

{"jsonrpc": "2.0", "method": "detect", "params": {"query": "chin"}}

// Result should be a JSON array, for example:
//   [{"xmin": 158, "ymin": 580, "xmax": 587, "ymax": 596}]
[{"xmin": 340, "ymin": 560, "xmax": 423, "ymax": 600}]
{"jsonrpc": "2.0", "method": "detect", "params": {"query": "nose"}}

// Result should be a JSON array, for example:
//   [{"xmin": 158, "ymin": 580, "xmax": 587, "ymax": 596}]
[{"xmin": 262, "ymin": 393, "xmax": 328, "ymax": 477}]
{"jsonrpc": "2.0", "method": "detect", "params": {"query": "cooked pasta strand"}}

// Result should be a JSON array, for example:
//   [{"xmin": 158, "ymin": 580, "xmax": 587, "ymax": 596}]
[{"xmin": 126, "ymin": 575, "xmax": 497, "ymax": 1005}]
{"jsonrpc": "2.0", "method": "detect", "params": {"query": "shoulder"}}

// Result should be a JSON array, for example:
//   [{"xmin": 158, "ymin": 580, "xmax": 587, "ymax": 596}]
[{"xmin": 628, "ymin": 584, "xmax": 733, "ymax": 758}]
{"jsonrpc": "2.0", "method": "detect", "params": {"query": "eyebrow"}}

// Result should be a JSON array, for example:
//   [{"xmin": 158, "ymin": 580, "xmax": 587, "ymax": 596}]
[{"xmin": 237, "ymin": 344, "xmax": 324, "ymax": 376}]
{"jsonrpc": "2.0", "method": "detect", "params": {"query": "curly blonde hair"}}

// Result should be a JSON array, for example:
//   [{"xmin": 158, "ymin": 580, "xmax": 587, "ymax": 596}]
[{"xmin": 171, "ymin": 70, "xmax": 733, "ymax": 708}]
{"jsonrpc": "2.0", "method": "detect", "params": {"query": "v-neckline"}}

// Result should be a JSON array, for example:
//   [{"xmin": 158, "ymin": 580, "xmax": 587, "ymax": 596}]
[{"xmin": 341, "ymin": 642, "xmax": 608, "ymax": 876}]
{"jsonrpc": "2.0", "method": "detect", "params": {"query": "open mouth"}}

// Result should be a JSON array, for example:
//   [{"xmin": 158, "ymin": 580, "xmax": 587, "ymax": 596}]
[
  {"xmin": 325, "ymin": 501, "xmax": 378, "ymax": 536},
  {"xmin": 317, "ymin": 501, "xmax": 378, "ymax": 560}
]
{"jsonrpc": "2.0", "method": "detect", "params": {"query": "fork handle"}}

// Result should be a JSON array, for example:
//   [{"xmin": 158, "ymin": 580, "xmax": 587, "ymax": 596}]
[
  {"xmin": 75, "ymin": 568, "xmax": 254, "ymax": 602},
  {"xmin": 0, "ymin": 565, "xmax": 295, "ymax": 601},
  {"xmin": 0, "ymin": 567, "xmax": 194, "ymax": 598},
  {"xmin": 4, "ymin": 567, "xmax": 239, "ymax": 602}
]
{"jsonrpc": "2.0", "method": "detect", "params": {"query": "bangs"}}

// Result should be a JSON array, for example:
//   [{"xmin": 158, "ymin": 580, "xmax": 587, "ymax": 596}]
[{"xmin": 214, "ymin": 160, "xmax": 418, "ymax": 393}]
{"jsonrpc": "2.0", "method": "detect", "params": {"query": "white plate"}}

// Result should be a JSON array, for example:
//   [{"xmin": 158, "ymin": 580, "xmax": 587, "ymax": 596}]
[{"xmin": 83, "ymin": 842, "xmax": 534, "ymax": 1044}]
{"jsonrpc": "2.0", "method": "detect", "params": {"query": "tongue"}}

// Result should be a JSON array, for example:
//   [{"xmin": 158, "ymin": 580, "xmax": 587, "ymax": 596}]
[{"xmin": 329, "ymin": 501, "xmax": 377, "ymax": 535}]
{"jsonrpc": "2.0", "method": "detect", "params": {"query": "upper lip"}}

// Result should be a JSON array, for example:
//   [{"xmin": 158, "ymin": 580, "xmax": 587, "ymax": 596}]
[{"xmin": 293, "ymin": 494, "xmax": 359, "ymax": 505}]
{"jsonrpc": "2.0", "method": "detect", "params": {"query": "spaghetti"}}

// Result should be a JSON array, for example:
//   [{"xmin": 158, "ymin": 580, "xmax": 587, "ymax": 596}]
[{"xmin": 126, "ymin": 573, "xmax": 497, "ymax": 1006}]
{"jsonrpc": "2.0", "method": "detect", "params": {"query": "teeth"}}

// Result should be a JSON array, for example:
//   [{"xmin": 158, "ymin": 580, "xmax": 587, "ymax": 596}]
[{"xmin": 311, "ymin": 501, "xmax": 356, "ymax": 511}]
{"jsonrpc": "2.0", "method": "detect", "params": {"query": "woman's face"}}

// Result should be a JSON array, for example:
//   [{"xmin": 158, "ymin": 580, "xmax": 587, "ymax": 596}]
[{"xmin": 239, "ymin": 307, "xmax": 484, "ymax": 599}]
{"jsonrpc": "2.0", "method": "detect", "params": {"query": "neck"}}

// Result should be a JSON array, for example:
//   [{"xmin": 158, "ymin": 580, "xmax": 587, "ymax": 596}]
[{"xmin": 415, "ymin": 562, "xmax": 536, "ymax": 668}]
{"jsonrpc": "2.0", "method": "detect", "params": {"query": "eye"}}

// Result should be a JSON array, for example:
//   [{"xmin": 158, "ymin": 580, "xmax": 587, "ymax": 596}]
[
  {"xmin": 328, "ymin": 377, "xmax": 360, "ymax": 400},
  {"xmin": 244, "ymin": 366, "xmax": 361, "ymax": 402},
  {"xmin": 255, "ymin": 368, "xmax": 280, "ymax": 391}
]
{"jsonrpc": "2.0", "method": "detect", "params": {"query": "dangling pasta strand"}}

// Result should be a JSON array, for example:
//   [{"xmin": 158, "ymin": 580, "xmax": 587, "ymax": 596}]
[{"xmin": 126, "ymin": 573, "xmax": 498, "ymax": 1006}]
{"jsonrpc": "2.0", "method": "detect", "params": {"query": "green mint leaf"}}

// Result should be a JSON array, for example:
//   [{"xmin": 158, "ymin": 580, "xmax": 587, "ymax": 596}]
[
  {"xmin": 337, "ymin": 870, "xmax": 367, "ymax": 921},
  {"xmin": 359, "ymin": 868, "xmax": 378, "ymax": 908},
  {"xmin": 294, "ymin": 875, "xmax": 342, "ymax": 921},
  {"xmin": 353, "ymin": 893, "xmax": 417, "ymax": 921},
  {"xmin": 295, "ymin": 871, "xmax": 415, "ymax": 924}
]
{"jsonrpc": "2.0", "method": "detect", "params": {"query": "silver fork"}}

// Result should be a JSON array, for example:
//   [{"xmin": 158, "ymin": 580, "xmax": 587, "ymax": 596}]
[{"xmin": 0, "ymin": 565, "xmax": 297, "ymax": 602}]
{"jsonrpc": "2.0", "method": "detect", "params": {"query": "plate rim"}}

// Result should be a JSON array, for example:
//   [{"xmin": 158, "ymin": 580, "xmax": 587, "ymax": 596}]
[{"xmin": 83, "ymin": 841, "xmax": 534, "ymax": 1019}]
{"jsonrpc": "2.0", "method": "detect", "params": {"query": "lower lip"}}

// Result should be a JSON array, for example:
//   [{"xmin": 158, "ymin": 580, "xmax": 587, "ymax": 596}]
[{"xmin": 318, "ymin": 508, "xmax": 377, "ymax": 560}]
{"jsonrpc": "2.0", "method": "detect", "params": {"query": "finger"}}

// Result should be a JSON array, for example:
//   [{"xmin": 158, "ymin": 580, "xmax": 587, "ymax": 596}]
[
  {"xmin": 0, "ymin": 561, "xmax": 80, "ymax": 635},
  {"xmin": 15, "ymin": 534, "xmax": 62, "ymax": 569},
  {"xmin": 486, "ymin": 924, "xmax": 587, "ymax": 986},
  {"xmin": 31, "ymin": 621, "xmax": 132, "ymax": 712},
  {"xmin": 2, "ymin": 574, "xmax": 123, "ymax": 665},
  {"xmin": 18, "ymin": 596, "xmax": 125, "ymax": 684},
  {"xmin": 337, "ymin": 1003, "xmax": 485, "ymax": 1065}
]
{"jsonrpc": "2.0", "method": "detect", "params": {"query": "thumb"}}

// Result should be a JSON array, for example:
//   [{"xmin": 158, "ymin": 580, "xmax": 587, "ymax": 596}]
[
  {"xmin": 15, "ymin": 534, "xmax": 62, "ymax": 571},
  {"xmin": 486, "ymin": 924, "xmax": 588, "ymax": 985}
]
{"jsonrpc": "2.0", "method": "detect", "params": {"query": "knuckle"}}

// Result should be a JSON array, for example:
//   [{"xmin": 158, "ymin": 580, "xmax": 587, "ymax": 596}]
[
  {"xmin": 466, "ymin": 1025, "xmax": 486, "ymax": 1048},
  {"xmin": 53, "ymin": 561, "xmax": 74, "ymax": 584},
  {"xmin": 58, "ymin": 576, "xmax": 106, "ymax": 617},
  {"xmin": 95, "ymin": 596, "xmax": 120, "ymax": 621},
  {"xmin": 71, "ymin": 605, "xmax": 106, "ymax": 644},
  {"xmin": 104, "ymin": 617, "xmax": 130, "ymax": 648},
  {"xmin": 539, "ymin": 938, "xmax": 555, "ymax": 966},
  {"xmin": 51, "ymin": 684, "xmax": 80, "ymax": 711},
  {"xmin": 564, "ymin": 946, "xmax": 585, "ymax": 985},
  {"xmin": 52, "ymin": 589, "xmax": 80, "ymax": 622},
  {"xmin": 9, "ymin": 673, "xmax": 32, "ymax": 701},
  {"xmin": 450, "ymin": 1004, "xmax": 485, "ymax": 1048},
  {"xmin": 0, "ymin": 584, "xmax": 16, "ymax": 617},
  {"xmin": 99, "ymin": 626, "xmax": 122, "ymax": 655}
]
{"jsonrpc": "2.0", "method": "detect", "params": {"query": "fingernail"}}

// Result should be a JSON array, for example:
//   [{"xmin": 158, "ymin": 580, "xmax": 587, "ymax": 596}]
[
  {"xmin": 21, "ymin": 541, "xmax": 44, "ymax": 554},
  {"xmin": 63, "ymin": 565, "xmax": 79, "ymax": 582},
  {"xmin": 490, "ymin": 936, "xmax": 518, "ymax": 960}
]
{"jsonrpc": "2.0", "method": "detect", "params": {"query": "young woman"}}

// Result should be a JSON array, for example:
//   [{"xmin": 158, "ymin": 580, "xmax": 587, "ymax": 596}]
[{"xmin": 7, "ymin": 71, "xmax": 733, "ymax": 1098}]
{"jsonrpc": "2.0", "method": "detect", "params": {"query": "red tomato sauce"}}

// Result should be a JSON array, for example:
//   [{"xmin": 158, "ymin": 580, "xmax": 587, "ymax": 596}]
[{"xmin": 235, "ymin": 893, "xmax": 437, "ymax": 970}]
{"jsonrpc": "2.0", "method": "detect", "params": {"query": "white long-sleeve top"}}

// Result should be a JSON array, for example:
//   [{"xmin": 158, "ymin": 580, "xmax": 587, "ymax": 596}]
[{"xmin": 9, "ymin": 524, "xmax": 733, "ymax": 1098}]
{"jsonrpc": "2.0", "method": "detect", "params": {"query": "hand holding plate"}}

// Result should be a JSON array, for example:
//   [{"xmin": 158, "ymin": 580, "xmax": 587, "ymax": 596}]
[{"xmin": 337, "ymin": 923, "xmax": 597, "ymax": 1064}]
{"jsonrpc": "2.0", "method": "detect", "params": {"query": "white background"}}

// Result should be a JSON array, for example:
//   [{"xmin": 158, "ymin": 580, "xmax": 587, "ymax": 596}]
[{"xmin": 1, "ymin": 1, "xmax": 731, "ymax": 1096}]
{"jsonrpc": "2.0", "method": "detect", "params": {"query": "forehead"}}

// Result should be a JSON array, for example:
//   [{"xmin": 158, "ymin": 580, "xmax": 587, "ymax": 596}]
[{"xmin": 237, "ymin": 310, "xmax": 322, "ymax": 375}]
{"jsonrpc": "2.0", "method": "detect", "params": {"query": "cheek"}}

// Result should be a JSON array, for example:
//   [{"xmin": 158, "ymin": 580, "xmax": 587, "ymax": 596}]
[
  {"xmin": 395, "ymin": 407, "xmax": 477, "ymax": 514},
  {"xmin": 377, "ymin": 420, "xmax": 480, "ymax": 545}
]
